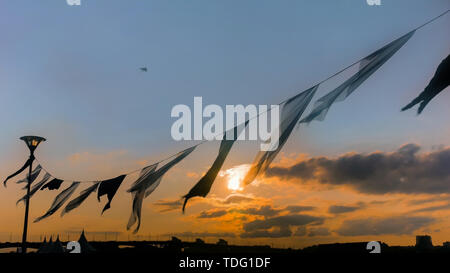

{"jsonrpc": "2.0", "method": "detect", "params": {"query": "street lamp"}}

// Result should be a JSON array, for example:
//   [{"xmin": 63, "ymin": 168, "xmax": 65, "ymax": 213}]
[{"xmin": 19, "ymin": 135, "xmax": 45, "ymax": 254}]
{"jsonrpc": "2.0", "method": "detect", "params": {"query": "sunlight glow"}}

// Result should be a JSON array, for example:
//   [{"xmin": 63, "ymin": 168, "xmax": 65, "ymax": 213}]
[{"xmin": 220, "ymin": 164, "xmax": 250, "ymax": 192}]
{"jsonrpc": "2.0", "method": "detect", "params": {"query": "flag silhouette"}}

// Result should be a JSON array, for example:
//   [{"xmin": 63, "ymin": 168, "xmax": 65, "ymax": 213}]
[{"xmin": 402, "ymin": 54, "xmax": 450, "ymax": 114}]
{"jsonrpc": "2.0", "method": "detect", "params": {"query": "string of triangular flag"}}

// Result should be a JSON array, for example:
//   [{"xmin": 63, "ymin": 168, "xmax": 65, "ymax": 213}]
[{"xmin": 3, "ymin": 10, "xmax": 448, "ymax": 233}]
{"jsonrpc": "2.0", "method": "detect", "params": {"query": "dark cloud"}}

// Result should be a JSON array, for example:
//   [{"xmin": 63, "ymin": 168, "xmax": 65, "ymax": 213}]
[
  {"xmin": 369, "ymin": 200, "xmax": 391, "ymax": 205},
  {"xmin": 266, "ymin": 144, "xmax": 450, "ymax": 194},
  {"xmin": 285, "ymin": 205, "xmax": 315, "ymax": 213},
  {"xmin": 197, "ymin": 210, "xmax": 228, "ymax": 219},
  {"xmin": 153, "ymin": 199, "xmax": 182, "ymax": 212},
  {"xmin": 237, "ymin": 205, "xmax": 280, "ymax": 217},
  {"xmin": 240, "ymin": 227, "xmax": 292, "ymax": 238},
  {"xmin": 328, "ymin": 205, "xmax": 362, "ymax": 214},
  {"xmin": 293, "ymin": 226, "xmax": 331, "ymax": 237},
  {"xmin": 196, "ymin": 204, "xmax": 317, "ymax": 220},
  {"xmin": 163, "ymin": 231, "xmax": 236, "ymax": 238},
  {"xmin": 237, "ymin": 205, "xmax": 316, "ymax": 217},
  {"xmin": 307, "ymin": 227, "xmax": 331, "ymax": 237},
  {"xmin": 336, "ymin": 216, "xmax": 434, "ymax": 236},
  {"xmin": 410, "ymin": 203, "xmax": 450, "ymax": 213},
  {"xmin": 241, "ymin": 214, "xmax": 324, "ymax": 238},
  {"xmin": 293, "ymin": 226, "xmax": 307, "ymax": 236},
  {"xmin": 407, "ymin": 195, "xmax": 449, "ymax": 205},
  {"xmin": 155, "ymin": 195, "xmax": 255, "ymax": 213},
  {"xmin": 196, "ymin": 205, "xmax": 280, "ymax": 219}
]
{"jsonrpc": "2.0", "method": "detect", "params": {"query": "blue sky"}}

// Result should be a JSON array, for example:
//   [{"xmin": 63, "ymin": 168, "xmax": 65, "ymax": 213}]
[
  {"xmin": 0, "ymin": 0, "xmax": 449, "ymax": 170},
  {"xmin": 0, "ymin": 0, "xmax": 450, "ymax": 246}
]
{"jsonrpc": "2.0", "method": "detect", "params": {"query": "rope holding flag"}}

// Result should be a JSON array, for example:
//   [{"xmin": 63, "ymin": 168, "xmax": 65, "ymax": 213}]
[{"xmin": 300, "ymin": 31, "xmax": 415, "ymax": 124}]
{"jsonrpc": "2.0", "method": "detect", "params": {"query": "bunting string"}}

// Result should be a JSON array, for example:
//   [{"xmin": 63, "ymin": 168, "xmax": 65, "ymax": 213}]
[{"xmin": 30, "ymin": 9, "xmax": 449, "ymax": 185}]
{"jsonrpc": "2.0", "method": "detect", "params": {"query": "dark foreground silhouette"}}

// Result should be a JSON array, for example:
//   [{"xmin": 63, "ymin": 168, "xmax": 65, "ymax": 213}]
[
  {"xmin": 1, "ymin": 234, "xmax": 449, "ymax": 255},
  {"xmin": 402, "ymin": 54, "xmax": 450, "ymax": 114}
]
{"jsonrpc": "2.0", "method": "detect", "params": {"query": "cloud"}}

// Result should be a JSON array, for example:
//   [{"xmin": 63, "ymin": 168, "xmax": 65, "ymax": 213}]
[
  {"xmin": 194, "ymin": 201, "xmax": 319, "ymax": 223},
  {"xmin": 154, "ymin": 194, "xmax": 257, "ymax": 214},
  {"xmin": 285, "ymin": 205, "xmax": 316, "ymax": 213},
  {"xmin": 307, "ymin": 227, "xmax": 331, "ymax": 237},
  {"xmin": 202, "ymin": 194, "xmax": 261, "ymax": 208},
  {"xmin": 235, "ymin": 204, "xmax": 316, "ymax": 218},
  {"xmin": 336, "ymin": 216, "xmax": 435, "ymax": 236},
  {"xmin": 192, "ymin": 204, "xmax": 322, "ymax": 238},
  {"xmin": 195, "ymin": 205, "xmax": 279, "ymax": 219},
  {"xmin": 163, "ymin": 231, "xmax": 236, "ymax": 238},
  {"xmin": 293, "ymin": 226, "xmax": 331, "ymax": 237},
  {"xmin": 328, "ymin": 205, "xmax": 363, "ymax": 214},
  {"xmin": 410, "ymin": 203, "xmax": 450, "ymax": 213},
  {"xmin": 153, "ymin": 199, "xmax": 182, "ymax": 212},
  {"xmin": 240, "ymin": 227, "xmax": 292, "ymax": 238},
  {"xmin": 293, "ymin": 226, "xmax": 307, "ymax": 236},
  {"xmin": 266, "ymin": 144, "xmax": 450, "ymax": 194},
  {"xmin": 236, "ymin": 205, "xmax": 280, "ymax": 217},
  {"xmin": 197, "ymin": 210, "xmax": 228, "ymax": 219},
  {"xmin": 241, "ymin": 214, "xmax": 324, "ymax": 238},
  {"xmin": 186, "ymin": 172, "xmax": 199, "ymax": 178},
  {"xmin": 196, "ymin": 204, "xmax": 317, "ymax": 220},
  {"xmin": 221, "ymin": 194, "xmax": 255, "ymax": 204},
  {"xmin": 407, "ymin": 195, "xmax": 450, "ymax": 205}
]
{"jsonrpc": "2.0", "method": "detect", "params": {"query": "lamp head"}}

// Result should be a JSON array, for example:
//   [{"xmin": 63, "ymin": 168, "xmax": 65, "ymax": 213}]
[{"xmin": 20, "ymin": 136, "xmax": 46, "ymax": 153}]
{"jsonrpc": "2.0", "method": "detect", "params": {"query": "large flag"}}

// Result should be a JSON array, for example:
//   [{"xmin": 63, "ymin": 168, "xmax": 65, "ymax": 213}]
[
  {"xmin": 242, "ymin": 86, "xmax": 317, "ymax": 186},
  {"xmin": 61, "ymin": 182, "xmax": 100, "ymax": 216},
  {"xmin": 182, "ymin": 123, "xmax": 248, "ymax": 212},
  {"xmin": 97, "ymin": 175, "xmax": 127, "ymax": 214},
  {"xmin": 16, "ymin": 165, "xmax": 42, "ymax": 184},
  {"xmin": 127, "ymin": 164, "xmax": 158, "ymax": 233},
  {"xmin": 300, "ymin": 31, "xmax": 415, "ymax": 123},
  {"xmin": 34, "ymin": 182, "xmax": 80, "ymax": 222},
  {"xmin": 41, "ymin": 178, "xmax": 64, "ymax": 191},
  {"xmin": 402, "ymin": 53, "xmax": 450, "ymax": 114},
  {"xmin": 127, "ymin": 146, "xmax": 196, "ymax": 232},
  {"xmin": 3, "ymin": 157, "xmax": 34, "ymax": 186},
  {"xmin": 16, "ymin": 172, "xmax": 51, "ymax": 205},
  {"xmin": 127, "ymin": 164, "xmax": 159, "ymax": 193}
]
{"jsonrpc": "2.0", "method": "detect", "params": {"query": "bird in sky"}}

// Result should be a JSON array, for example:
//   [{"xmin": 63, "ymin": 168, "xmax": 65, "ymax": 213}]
[
  {"xmin": 402, "ymin": 54, "xmax": 450, "ymax": 114},
  {"xmin": 139, "ymin": 67, "xmax": 148, "ymax": 72}
]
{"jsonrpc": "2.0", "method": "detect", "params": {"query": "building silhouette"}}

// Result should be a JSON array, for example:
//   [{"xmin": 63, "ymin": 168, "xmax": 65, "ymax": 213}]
[{"xmin": 415, "ymin": 235, "xmax": 433, "ymax": 251}]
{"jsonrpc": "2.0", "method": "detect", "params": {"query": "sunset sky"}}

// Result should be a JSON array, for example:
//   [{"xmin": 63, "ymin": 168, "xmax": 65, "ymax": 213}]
[{"xmin": 1, "ymin": 0, "xmax": 449, "ymax": 248}]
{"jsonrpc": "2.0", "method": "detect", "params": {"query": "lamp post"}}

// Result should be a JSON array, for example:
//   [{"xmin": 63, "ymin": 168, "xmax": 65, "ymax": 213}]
[{"xmin": 19, "ymin": 135, "xmax": 45, "ymax": 254}]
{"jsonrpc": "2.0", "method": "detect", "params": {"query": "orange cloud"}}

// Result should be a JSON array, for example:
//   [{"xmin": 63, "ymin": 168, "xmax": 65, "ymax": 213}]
[{"xmin": 186, "ymin": 172, "xmax": 199, "ymax": 178}]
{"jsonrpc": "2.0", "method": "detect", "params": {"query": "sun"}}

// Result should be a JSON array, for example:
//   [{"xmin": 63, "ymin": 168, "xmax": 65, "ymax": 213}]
[
  {"xmin": 220, "ymin": 164, "xmax": 250, "ymax": 191},
  {"xmin": 227, "ymin": 171, "xmax": 243, "ymax": 191}
]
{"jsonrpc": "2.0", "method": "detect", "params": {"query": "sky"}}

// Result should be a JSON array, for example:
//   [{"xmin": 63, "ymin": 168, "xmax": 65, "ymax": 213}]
[{"xmin": 0, "ymin": 0, "xmax": 449, "ymax": 248}]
